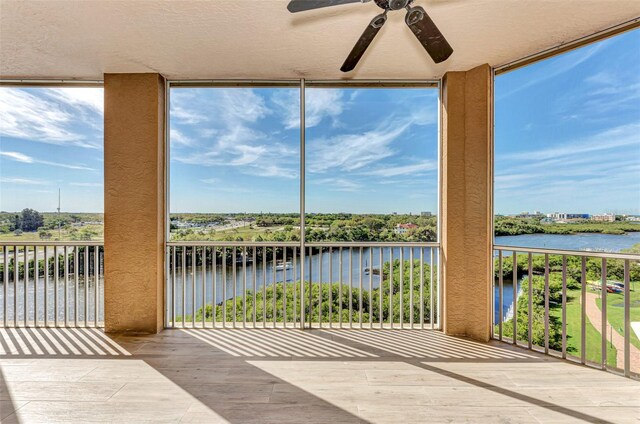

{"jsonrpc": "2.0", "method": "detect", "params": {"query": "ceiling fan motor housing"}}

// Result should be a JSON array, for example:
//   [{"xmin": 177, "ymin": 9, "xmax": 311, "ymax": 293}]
[{"xmin": 374, "ymin": 0, "xmax": 411, "ymax": 11}]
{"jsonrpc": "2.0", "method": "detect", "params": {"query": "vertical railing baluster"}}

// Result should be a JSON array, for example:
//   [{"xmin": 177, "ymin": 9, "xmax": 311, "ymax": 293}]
[
  {"xmin": 233, "ymin": 248, "xmax": 237, "ymax": 328},
  {"xmin": 329, "ymin": 247, "xmax": 333, "ymax": 328},
  {"xmin": 272, "ymin": 246, "xmax": 277, "ymax": 328},
  {"xmin": 369, "ymin": 247, "xmax": 373, "ymax": 328},
  {"xmin": 63, "ymin": 246, "xmax": 68, "ymax": 326},
  {"xmin": 339, "ymin": 247, "xmax": 343, "ymax": 328},
  {"xmin": 379, "ymin": 247, "xmax": 383, "ymax": 329},
  {"xmin": 95, "ymin": 246, "xmax": 99, "ymax": 327},
  {"xmin": 528, "ymin": 253, "xmax": 533, "ymax": 349},
  {"xmin": 430, "ymin": 248, "xmax": 434, "ymax": 330},
  {"xmin": 282, "ymin": 247, "xmax": 286, "ymax": 327},
  {"xmin": 3, "ymin": 247, "xmax": 7, "ymax": 327},
  {"xmin": 253, "ymin": 247, "xmax": 257, "ymax": 328},
  {"xmin": 358, "ymin": 247, "xmax": 363, "ymax": 328},
  {"xmin": 389, "ymin": 248, "xmax": 393, "ymax": 328},
  {"xmin": 262, "ymin": 246, "xmax": 266, "ymax": 327},
  {"xmin": 601, "ymin": 258, "xmax": 607, "ymax": 369},
  {"xmin": 222, "ymin": 247, "xmax": 226, "ymax": 328},
  {"xmin": 498, "ymin": 250, "xmax": 503, "ymax": 341},
  {"xmin": 308, "ymin": 247, "xmax": 312, "ymax": 326},
  {"xmin": 623, "ymin": 259, "xmax": 630, "ymax": 377},
  {"xmin": 202, "ymin": 246, "xmax": 207, "ymax": 328},
  {"xmin": 34, "ymin": 246, "xmax": 39, "ymax": 327},
  {"xmin": 45, "ymin": 246, "xmax": 49, "ymax": 327},
  {"xmin": 544, "ymin": 253, "xmax": 549, "ymax": 354},
  {"xmin": 172, "ymin": 246, "xmax": 176, "ymax": 328},
  {"xmin": 242, "ymin": 247, "xmax": 247, "ymax": 328},
  {"xmin": 213, "ymin": 247, "xmax": 217, "ymax": 328},
  {"xmin": 399, "ymin": 247, "xmax": 404, "ymax": 329},
  {"xmin": 420, "ymin": 248, "xmax": 424, "ymax": 329},
  {"xmin": 409, "ymin": 248, "xmax": 414, "ymax": 328},
  {"xmin": 52, "ymin": 245, "xmax": 57, "ymax": 327},
  {"xmin": 291, "ymin": 247, "xmax": 296, "ymax": 328},
  {"xmin": 561, "ymin": 255, "xmax": 567, "ymax": 358},
  {"xmin": 74, "ymin": 246, "xmax": 78, "ymax": 327},
  {"xmin": 349, "ymin": 247, "xmax": 352, "ymax": 329},
  {"xmin": 319, "ymin": 248, "xmax": 323, "ymax": 328},
  {"xmin": 84, "ymin": 246, "xmax": 88, "ymax": 327},
  {"xmin": 24, "ymin": 246, "xmax": 29, "ymax": 327},
  {"xmin": 512, "ymin": 251, "xmax": 517, "ymax": 345},
  {"xmin": 182, "ymin": 246, "xmax": 187, "ymax": 328},
  {"xmin": 581, "ymin": 256, "xmax": 586, "ymax": 364}
]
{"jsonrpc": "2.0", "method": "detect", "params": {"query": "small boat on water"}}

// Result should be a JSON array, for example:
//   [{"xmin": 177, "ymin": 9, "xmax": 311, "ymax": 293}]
[
  {"xmin": 364, "ymin": 267, "xmax": 381, "ymax": 276},
  {"xmin": 275, "ymin": 261, "xmax": 293, "ymax": 271}
]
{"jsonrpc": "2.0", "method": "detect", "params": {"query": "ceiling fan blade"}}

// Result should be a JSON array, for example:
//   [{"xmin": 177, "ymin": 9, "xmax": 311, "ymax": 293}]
[
  {"xmin": 287, "ymin": 0, "xmax": 364, "ymax": 13},
  {"xmin": 405, "ymin": 6, "xmax": 453, "ymax": 63},
  {"xmin": 340, "ymin": 13, "xmax": 387, "ymax": 72}
]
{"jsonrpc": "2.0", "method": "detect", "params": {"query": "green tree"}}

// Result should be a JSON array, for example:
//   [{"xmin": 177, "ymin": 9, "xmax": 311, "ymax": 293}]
[{"xmin": 20, "ymin": 208, "xmax": 44, "ymax": 232}]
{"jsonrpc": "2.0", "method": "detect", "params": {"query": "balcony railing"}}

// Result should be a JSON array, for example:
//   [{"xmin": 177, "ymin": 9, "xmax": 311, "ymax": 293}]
[
  {"xmin": 0, "ymin": 241, "xmax": 104, "ymax": 328},
  {"xmin": 166, "ymin": 242, "xmax": 440, "ymax": 329},
  {"xmin": 493, "ymin": 245, "xmax": 640, "ymax": 379}
]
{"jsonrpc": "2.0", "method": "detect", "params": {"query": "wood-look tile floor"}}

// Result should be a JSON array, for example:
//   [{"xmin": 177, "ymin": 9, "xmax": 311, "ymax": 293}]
[{"xmin": 0, "ymin": 328, "xmax": 638, "ymax": 423}]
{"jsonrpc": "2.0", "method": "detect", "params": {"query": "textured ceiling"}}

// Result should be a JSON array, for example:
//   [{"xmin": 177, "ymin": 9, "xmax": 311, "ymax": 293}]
[{"xmin": 0, "ymin": 0, "xmax": 639, "ymax": 80}]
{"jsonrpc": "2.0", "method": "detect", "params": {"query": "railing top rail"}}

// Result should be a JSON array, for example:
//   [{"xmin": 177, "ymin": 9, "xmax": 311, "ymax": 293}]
[
  {"xmin": 494, "ymin": 244, "xmax": 640, "ymax": 260},
  {"xmin": 167, "ymin": 241, "xmax": 299, "ymax": 247},
  {"xmin": 307, "ymin": 242, "xmax": 439, "ymax": 248},
  {"xmin": 166, "ymin": 241, "xmax": 440, "ymax": 248},
  {"xmin": 0, "ymin": 241, "xmax": 103, "ymax": 247}
]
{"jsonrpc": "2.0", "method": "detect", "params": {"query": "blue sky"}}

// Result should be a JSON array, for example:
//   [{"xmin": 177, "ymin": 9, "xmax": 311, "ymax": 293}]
[
  {"xmin": 494, "ymin": 29, "xmax": 640, "ymax": 215},
  {"xmin": 169, "ymin": 87, "xmax": 439, "ymax": 213},
  {"xmin": 0, "ymin": 87, "xmax": 104, "ymax": 212},
  {"xmin": 0, "ymin": 29, "xmax": 638, "ymax": 215}
]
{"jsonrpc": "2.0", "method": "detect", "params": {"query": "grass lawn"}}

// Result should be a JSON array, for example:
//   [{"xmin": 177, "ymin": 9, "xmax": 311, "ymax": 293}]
[
  {"xmin": 595, "ymin": 286, "xmax": 640, "ymax": 350},
  {"xmin": 0, "ymin": 224, "xmax": 104, "ymax": 242},
  {"xmin": 551, "ymin": 289, "xmax": 617, "ymax": 368}
]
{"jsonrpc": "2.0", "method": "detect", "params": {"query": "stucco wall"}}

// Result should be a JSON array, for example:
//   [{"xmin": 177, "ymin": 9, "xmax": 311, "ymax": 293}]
[
  {"xmin": 104, "ymin": 73, "xmax": 165, "ymax": 334},
  {"xmin": 441, "ymin": 64, "xmax": 492, "ymax": 341}
]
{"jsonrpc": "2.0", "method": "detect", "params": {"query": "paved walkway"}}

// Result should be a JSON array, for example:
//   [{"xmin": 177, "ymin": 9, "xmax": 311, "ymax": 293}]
[{"xmin": 584, "ymin": 292, "xmax": 640, "ymax": 372}]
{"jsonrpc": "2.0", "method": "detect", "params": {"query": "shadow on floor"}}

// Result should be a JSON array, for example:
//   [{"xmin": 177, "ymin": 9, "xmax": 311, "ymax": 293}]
[{"xmin": 0, "ymin": 327, "xmax": 633, "ymax": 423}]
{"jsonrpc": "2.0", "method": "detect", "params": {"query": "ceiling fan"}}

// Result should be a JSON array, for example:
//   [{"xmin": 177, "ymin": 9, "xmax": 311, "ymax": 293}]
[{"xmin": 287, "ymin": 0, "xmax": 453, "ymax": 72}]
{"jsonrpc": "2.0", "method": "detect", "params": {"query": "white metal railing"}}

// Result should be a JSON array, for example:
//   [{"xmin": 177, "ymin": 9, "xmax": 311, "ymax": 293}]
[
  {"xmin": 165, "ymin": 242, "xmax": 440, "ymax": 330},
  {"xmin": 493, "ymin": 245, "xmax": 640, "ymax": 379},
  {"xmin": 0, "ymin": 242, "xmax": 104, "ymax": 328}
]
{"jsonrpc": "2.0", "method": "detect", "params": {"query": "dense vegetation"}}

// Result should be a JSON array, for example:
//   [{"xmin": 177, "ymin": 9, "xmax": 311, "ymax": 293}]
[
  {"xmin": 0, "ymin": 211, "xmax": 103, "ymax": 240},
  {"xmin": 494, "ymin": 216, "xmax": 639, "ymax": 236},
  {"xmin": 177, "ymin": 258, "xmax": 436, "ymax": 325},
  {"xmin": 170, "ymin": 213, "xmax": 438, "ymax": 242},
  {"xmin": 495, "ymin": 244, "xmax": 640, "ymax": 363}
]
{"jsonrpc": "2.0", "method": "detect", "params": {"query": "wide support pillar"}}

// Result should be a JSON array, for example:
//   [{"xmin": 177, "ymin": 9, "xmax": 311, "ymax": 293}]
[
  {"xmin": 441, "ymin": 64, "xmax": 492, "ymax": 341},
  {"xmin": 104, "ymin": 73, "xmax": 166, "ymax": 334}
]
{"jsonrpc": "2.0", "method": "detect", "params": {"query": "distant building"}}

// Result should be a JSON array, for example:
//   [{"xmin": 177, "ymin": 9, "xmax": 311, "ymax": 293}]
[
  {"xmin": 592, "ymin": 213, "xmax": 615, "ymax": 222},
  {"xmin": 394, "ymin": 223, "xmax": 418, "ymax": 235},
  {"xmin": 547, "ymin": 212, "xmax": 589, "ymax": 221},
  {"xmin": 420, "ymin": 211, "xmax": 432, "ymax": 217},
  {"xmin": 515, "ymin": 211, "xmax": 544, "ymax": 218}
]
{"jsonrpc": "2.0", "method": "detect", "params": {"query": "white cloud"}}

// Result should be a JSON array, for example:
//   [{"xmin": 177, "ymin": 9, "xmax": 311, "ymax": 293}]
[
  {"xmin": 0, "ymin": 87, "xmax": 102, "ymax": 148},
  {"xmin": 364, "ymin": 160, "xmax": 437, "ymax": 178},
  {"xmin": 70, "ymin": 182, "xmax": 102, "ymax": 187},
  {"xmin": 49, "ymin": 87, "xmax": 103, "ymax": 113},
  {"xmin": 170, "ymin": 128, "xmax": 194, "ymax": 147},
  {"xmin": 0, "ymin": 177, "xmax": 49, "ymax": 185},
  {"xmin": 308, "ymin": 121, "xmax": 410, "ymax": 173},
  {"xmin": 312, "ymin": 177, "xmax": 362, "ymax": 192},
  {"xmin": 0, "ymin": 150, "xmax": 95, "ymax": 171},
  {"xmin": 273, "ymin": 89, "xmax": 343, "ymax": 129}
]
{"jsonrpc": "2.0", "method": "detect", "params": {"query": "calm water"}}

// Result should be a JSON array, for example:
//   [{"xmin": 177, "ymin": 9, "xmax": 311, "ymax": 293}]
[
  {"xmin": 169, "ymin": 246, "xmax": 438, "ymax": 318},
  {"xmin": 493, "ymin": 232, "xmax": 640, "ymax": 324}
]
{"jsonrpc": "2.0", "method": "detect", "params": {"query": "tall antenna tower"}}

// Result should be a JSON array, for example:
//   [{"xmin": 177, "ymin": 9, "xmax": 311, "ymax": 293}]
[{"xmin": 57, "ymin": 188, "xmax": 61, "ymax": 239}]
